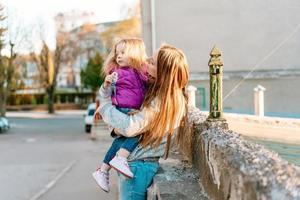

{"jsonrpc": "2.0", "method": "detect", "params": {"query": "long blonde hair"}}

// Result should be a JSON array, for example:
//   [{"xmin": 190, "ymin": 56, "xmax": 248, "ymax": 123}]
[
  {"xmin": 102, "ymin": 38, "xmax": 147, "ymax": 75},
  {"xmin": 140, "ymin": 44, "xmax": 189, "ymax": 155}
]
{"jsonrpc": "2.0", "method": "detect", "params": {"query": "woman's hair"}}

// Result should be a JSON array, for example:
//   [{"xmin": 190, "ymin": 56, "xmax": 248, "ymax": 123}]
[
  {"xmin": 102, "ymin": 38, "xmax": 148, "ymax": 75},
  {"xmin": 140, "ymin": 44, "xmax": 190, "ymax": 156}
]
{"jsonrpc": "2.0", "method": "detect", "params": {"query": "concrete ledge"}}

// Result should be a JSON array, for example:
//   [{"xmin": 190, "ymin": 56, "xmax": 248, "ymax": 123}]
[{"xmin": 191, "ymin": 108, "xmax": 300, "ymax": 200}]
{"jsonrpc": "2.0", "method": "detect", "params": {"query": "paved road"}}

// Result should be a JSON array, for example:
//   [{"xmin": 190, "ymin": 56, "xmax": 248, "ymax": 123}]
[{"xmin": 0, "ymin": 111, "xmax": 118, "ymax": 200}]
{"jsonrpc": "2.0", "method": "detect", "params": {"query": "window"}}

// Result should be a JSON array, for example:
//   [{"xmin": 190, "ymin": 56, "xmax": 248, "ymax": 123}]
[
  {"xmin": 88, "ymin": 109, "xmax": 95, "ymax": 116},
  {"xmin": 197, "ymin": 87, "xmax": 206, "ymax": 110}
]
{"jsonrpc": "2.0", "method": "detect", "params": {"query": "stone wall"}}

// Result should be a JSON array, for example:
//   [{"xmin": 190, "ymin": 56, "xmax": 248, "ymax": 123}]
[{"xmin": 149, "ymin": 107, "xmax": 300, "ymax": 199}]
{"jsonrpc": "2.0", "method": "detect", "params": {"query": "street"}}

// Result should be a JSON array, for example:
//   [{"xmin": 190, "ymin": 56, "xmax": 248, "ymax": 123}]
[
  {"xmin": 0, "ymin": 111, "xmax": 118, "ymax": 200},
  {"xmin": 1, "ymin": 111, "xmax": 299, "ymax": 200}
]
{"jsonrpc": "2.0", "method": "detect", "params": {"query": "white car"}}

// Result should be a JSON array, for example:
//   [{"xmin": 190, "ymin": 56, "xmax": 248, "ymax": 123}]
[
  {"xmin": 84, "ymin": 103, "xmax": 96, "ymax": 133},
  {"xmin": 0, "ymin": 117, "xmax": 10, "ymax": 133}
]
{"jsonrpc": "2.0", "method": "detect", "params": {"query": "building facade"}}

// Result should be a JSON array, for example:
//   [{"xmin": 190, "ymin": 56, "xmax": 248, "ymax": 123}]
[
  {"xmin": 9, "ymin": 21, "xmax": 119, "ymax": 107},
  {"xmin": 57, "ymin": 21, "xmax": 117, "ymax": 88},
  {"xmin": 141, "ymin": 0, "xmax": 300, "ymax": 117}
]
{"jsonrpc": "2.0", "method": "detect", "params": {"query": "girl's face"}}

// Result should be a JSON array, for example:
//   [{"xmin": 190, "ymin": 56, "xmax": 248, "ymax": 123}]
[{"xmin": 115, "ymin": 43, "xmax": 129, "ymax": 67}]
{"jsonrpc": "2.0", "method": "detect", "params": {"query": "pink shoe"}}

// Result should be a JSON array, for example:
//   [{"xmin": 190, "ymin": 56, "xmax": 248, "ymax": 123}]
[
  {"xmin": 109, "ymin": 156, "xmax": 134, "ymax": 178},
  {"xmin": 92, "ymin": 169, "xmax": 110, "ymax": 193}
]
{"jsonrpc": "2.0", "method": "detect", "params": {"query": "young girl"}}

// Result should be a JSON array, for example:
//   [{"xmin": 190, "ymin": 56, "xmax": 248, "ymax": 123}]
[{"xmin": 92, "ymin": 38, "xmax": 155, "ymax": 193}]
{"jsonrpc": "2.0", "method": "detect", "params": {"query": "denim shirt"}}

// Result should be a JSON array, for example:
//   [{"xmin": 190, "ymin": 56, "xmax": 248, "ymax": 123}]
[{"xmin": 98, "ymin": 85, "xmax": 184, "ymax": 161}]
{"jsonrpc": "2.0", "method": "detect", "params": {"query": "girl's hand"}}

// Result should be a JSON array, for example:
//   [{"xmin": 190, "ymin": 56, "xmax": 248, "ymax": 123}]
[
  {"xmin": 103, "ymin": 72, "xmax": 118, "ymax": 89},
  {"xmin": 103, "ymin": 75, "xmax": 113, "ymax": 89}
]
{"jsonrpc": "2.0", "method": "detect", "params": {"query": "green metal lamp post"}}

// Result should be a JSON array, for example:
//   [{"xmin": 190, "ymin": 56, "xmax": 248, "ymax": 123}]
[{"xmin": 207, "ymin": 46, "xmax": 226, "ymax": 122}]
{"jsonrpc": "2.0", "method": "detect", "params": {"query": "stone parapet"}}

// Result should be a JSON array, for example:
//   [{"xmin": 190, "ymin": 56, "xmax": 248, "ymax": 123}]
[
  {"xmin": 149, "ymin": 107, "xmax": 300, "ymax": 199},
  {"xmin": 191, "ymin": 107, "xmax": 300, "ymax": 200}
]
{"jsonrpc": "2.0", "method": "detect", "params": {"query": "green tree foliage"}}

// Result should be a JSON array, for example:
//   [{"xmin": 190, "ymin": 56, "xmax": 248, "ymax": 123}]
[{"xmin": 80, "ymin": 52, "xmax": 105, "ymax": 92}]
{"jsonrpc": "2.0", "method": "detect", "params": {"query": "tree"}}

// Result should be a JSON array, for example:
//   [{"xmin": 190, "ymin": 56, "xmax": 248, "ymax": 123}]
[
  {"xmin": 0, "ymin": 5, "xmax": 17, "ymax": 117},
  {"xmin": 80, "ymin": 52, "xmax": 104, "ymax": 95},
  {"xmin": 31, "ymin": 31, "xmax": 72, "ymax": 114},
  {"xmin": 0, "ymin": 4, "xmax": 37, "ymax": 116},
  {"xmin": 0, "ymin": 5, "xmax": 7, "ymax": 117},
  {"xmin": 31, "ymin": 13, "xmax": 79, "ymax": 114},
  {"xmin": 0, "ymin": 5, "xmax": 5, "ymax": 51}
]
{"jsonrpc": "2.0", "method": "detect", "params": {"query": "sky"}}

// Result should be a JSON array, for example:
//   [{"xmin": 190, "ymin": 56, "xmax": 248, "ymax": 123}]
[{"xmin": 1, "ymin": 0, "xmax": 139, "ymax": 54}]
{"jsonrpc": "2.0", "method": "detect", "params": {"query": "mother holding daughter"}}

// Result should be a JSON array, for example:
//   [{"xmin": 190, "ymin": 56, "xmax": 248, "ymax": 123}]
[{"xmin": 95, "ymin": 39, "xmax": 191, "ymax": 200}]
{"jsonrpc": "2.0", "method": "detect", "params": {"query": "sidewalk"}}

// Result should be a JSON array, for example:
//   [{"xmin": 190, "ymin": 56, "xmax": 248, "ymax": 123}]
[{"xmin": 6, "ymin": 110, "xmax": 86, "ymax": 119}]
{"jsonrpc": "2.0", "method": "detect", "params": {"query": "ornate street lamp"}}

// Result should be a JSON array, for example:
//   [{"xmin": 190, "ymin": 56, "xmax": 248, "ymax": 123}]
[{"xmin": 207, "ymin": 46, "xmax": 226, "ymax": 122}]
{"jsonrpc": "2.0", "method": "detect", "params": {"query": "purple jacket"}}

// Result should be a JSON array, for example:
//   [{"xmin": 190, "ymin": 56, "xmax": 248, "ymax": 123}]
[{"xmin": 111, "ymin": 67, "xmax": 148, "ymax": 109}]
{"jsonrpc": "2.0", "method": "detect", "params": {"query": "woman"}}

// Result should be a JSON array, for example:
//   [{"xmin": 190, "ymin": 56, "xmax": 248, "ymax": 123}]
[{"xmin": 97, "ymin": 44, "xmax": 190, "ymax": 199}]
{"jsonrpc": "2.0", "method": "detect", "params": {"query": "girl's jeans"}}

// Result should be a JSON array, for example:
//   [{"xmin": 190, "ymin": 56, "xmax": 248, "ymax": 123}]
[
  {"xmin": 119, "ymin": 161, "xmax": 159, "ymax": 200},
  {"xmin": 103, "ymin": 135, "xmax": 139, "ymax": 164},
  {"xmin": 103, "ymin": 107, "xmax": 139, "ymax": 165}
]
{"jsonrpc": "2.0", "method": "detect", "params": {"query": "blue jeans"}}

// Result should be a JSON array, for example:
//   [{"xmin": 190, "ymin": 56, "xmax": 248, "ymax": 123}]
[
  {"xmin": 119, "ymin": 161, "xmax": 159, "ymax": 200},
  {"xmin": 103, "ymin": 106, "xmax": 139, "ymax": 165},
  {"xmin": 103, "ymin": 136, "xmax": 139, "ymax": 164}
]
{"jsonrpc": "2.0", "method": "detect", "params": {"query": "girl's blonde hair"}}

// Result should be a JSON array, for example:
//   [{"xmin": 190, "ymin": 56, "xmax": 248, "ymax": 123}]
[
  {"xmin": 102, "ymin": 38, "xmax": 148, "ymax": 75},
  {"xmin": 140, "ymin": 44, "xmax": 190, "ymax": 157}
]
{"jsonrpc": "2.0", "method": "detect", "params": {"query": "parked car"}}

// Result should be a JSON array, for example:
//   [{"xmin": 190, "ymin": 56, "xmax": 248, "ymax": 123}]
[
  {"xmin": 0, "ymin": 117, "xmax": 10, "ymax": 133},
  {"xmin": 84, "ymin": 103, "xmax": 96, "ymax": 133}
]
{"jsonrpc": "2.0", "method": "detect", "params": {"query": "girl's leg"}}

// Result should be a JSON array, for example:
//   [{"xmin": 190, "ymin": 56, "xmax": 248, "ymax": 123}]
[
  {"xmin": 100, "ymin": 163, "xmax": 111, "ymax": 172},
  {"xmin": 119, "ymin": 161, "xmax": 159, "ymax": 200},
  {"xmin": 103, "ymin": 136, "xmax": 126, "ymax": 166},
  {"xmin": 109, "ymin": 137, "xmax": 139, "ymax": 177},
  {"xmin": 93, "ymin": 137, "xmax": 127, "ymax": 192},
  {"xmin": 117, "ymin": 136, "xmax": 140, "ymax": 158}
]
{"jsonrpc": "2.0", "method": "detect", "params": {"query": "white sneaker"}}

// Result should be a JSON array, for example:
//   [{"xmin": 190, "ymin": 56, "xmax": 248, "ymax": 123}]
[
  {"xmin": 109, "ymin": 156, "xmax": 134, "ymax": 178},
  {"xmin": 92, "ymin": 169, "xmax": 110, "ymax": 193}
]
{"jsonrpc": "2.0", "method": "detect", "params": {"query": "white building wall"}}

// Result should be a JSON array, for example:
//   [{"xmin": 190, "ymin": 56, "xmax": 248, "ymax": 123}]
[
  {"xmin": 141, "ymin": 0, "xmax": 300, "ymax": 72},
  {"xmin": 191, "ymin": 74, "xmax": 300, "ymax": 117}
]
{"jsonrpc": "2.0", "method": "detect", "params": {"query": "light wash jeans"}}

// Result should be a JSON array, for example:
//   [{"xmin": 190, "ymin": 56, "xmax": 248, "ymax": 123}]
[{"xmin": 119, "ymin": 160, "xmax": 159, "ymax": 200}]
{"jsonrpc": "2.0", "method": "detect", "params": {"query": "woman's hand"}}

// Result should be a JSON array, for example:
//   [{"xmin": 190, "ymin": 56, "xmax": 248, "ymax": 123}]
[
  {"xmin": 93, "ymin": 108, "xmax": 102, "ymax": 122},
  {"xmin": 113, "ymin": 128, "xmax": 122, "ymax": 136},
  {"xmin": 127, "ymin": 109, "xmax": 139, "ymax": 115}
]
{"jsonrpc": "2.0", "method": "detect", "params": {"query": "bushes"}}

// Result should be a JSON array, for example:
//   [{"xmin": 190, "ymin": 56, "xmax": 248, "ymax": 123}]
[
  {"xmin": 7, "ymin": 93, "xmax": 89, "ymax": 106},
  {"xmin": 7, "ymin": 94, "xmax": 41, "ymax": 105}
]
